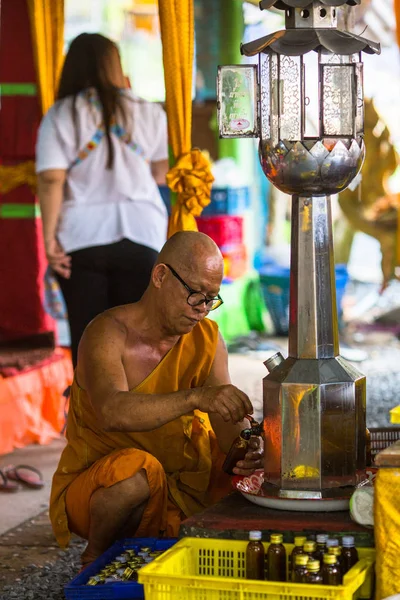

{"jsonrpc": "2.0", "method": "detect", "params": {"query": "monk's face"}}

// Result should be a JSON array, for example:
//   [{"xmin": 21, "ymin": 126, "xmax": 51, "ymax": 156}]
[{"xmin": 159, "ymin": 257, "xmax": 223, "ymax": 335}]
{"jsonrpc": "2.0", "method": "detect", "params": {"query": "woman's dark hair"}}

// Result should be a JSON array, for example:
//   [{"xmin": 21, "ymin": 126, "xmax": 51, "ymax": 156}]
[{"xmin": 57, "ymin": 33, "xmax": 128, "ymax": 169}]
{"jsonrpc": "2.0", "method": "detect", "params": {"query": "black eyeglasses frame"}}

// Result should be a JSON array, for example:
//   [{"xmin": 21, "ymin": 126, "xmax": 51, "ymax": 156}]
[{"xmin": 165, "ymin": 264, "xmax": 224, "ymax": 311}]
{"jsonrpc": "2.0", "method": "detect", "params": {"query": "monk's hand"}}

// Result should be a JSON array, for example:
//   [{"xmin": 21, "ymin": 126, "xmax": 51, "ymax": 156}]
[
  {"xmin": 232, "ymin": 436, "xmax": 264, "ymax": 476},
  {"xmin": 196, "ymin": 384, "xmax": 253, "ymax": 423}
]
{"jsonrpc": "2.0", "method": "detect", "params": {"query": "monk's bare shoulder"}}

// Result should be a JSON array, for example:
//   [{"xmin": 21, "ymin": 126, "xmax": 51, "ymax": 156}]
[{"xmin": 81, "ymin": 307, "xmax": 129, "ymax": 346}]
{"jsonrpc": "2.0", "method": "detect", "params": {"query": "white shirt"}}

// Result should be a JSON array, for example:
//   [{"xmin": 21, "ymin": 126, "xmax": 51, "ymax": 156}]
[{"xmin": 35, "ymin": 89, "xmax": 168, "ymax": 253}]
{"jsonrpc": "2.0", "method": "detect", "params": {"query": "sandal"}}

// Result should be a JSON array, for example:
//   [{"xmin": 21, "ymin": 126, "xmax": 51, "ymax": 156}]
[
  {"xmin": 4, "ymin": 465, "xmax": 45, "ymax": 489},
  {"xmin": 0, "ymin": 469, "xmax": 19, "ymax": 493}
]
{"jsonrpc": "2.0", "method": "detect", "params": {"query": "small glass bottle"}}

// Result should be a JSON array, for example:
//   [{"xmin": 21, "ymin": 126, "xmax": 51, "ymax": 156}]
[
  {"xmin": 246, "ymin": 530, "xmax": 265, "ymax": 580},
  {"xmin": 289, "ymin": 536, "xmax": 307, "ymax": 579},
  {"xmin": 306, "ymin": 560, "xmax": 323, "ymax": 584},
  {"xmin": 292, "ymin": 554, "xmax": 309, "ymax": 583},
  {"xmin": 315, "ymin": 534, "xmax": 328, "ymax": 563},
  {"xmin": 328, "ymin": 547, "xmax": 344, "ymax": 578},
  {"xmin": 341, "ymin": 536, "xmax": 359, "ymax": 574},
  {"xmin": 321, "ymin": 554, "xmax": 341, "ymax": 585},
  {"xmin": 267, "ymin": 533, "xmax": 286, "ymax": 582},
  {"xmin": 222, "ymin": 419, "xmax": 263, "ymax": 475},
  {"xmin": 303, "ymin": 541, "xmax": 317, "ymax": 561}
]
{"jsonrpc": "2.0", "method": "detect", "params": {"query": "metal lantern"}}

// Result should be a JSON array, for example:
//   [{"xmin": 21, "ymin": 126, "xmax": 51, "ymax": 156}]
[{"xmin": 217, "ymin": 0, "xmax": 380, "ymax": 507}]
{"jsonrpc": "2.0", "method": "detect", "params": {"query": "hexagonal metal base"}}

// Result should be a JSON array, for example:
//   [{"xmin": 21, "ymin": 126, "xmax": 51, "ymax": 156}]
[{"xmin": 263, "ymin": 355, "xmax": 367, "ymax": 499}]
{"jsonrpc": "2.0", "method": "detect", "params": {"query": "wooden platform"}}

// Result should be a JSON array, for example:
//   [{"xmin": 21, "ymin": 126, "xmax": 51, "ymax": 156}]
[{"xmin": 180, "ymin": 492, "xmax": 374, "ymax": 547}]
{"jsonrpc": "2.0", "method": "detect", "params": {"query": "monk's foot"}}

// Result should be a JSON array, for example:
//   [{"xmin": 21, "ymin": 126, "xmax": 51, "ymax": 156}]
[{"xmin": 81, "ymin": 544, "xmax": 101, "ymax": 571}]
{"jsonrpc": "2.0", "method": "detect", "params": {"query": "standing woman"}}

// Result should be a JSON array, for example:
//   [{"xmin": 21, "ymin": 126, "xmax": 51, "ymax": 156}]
[{"xmin": 36, "ymin": 33, "xmax": 169, "ymax": 367}]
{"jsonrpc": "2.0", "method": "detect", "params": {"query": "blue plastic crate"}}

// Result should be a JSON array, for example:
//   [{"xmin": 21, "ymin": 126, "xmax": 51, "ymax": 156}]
[
  {"xmin": 259, "ymin": 264, "xmax": 349, "ymax": 336},
  {"xmin": 64, "ymin": 537, "xmax": 177, "ymax": 600},
  {"xmin": 158, "ymin": 185, "xmax": 250, "ymax": 216},
  {"xmin": 202, "ymin": 187, "xmax": 250, "ymax": 216}
]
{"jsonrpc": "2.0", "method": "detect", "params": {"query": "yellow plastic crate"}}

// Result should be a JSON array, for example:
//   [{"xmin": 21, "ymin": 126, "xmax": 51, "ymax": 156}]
[{"xmin": 139, "ymin": 538, "xmax": 375, "ymax": 600}]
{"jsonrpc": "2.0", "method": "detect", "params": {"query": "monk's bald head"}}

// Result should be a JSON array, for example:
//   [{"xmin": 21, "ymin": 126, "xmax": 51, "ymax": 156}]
[{"xmin": 157, "ymin": 231, "xmax": 223, "ymax": 276}]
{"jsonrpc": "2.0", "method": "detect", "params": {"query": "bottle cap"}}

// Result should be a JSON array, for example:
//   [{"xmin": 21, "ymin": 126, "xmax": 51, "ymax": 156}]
[
  {"xmin": 342, "ymin": 536, "xmax": 355, "ymax": 547},
  {"xmin": 294, "ymin": 536, "xmax": 307, "ymax": 547},
  {"xmin": 326, "ymin": 538, "xmax": 339, "ymax": 548},
  {"xmin": 249, "ymin": 530, "xmax": 262, "ymax": 541},
  {"xmin": 328, "ymin": 547, "xmax": 341, "ymax": 556},
  {"xmin": 304, "ymin": 541, "xmax": 316, "ymax": 552},
  {"xmin": 316, "ymin": 534, "xmax": 328, "ymax": 544},
  {"xmin": 270, "ymin": 533, "xmax": 283, "ymax": 544},
  {"xmin": 295, "ymin": 555, "xmax": 309, "ymax": 566},
  {"xmin": 308, "ymin": 560, "xmax": 320, "ymax": 572},
  {"xmin": 323, "ymin": 554, "xmax": 337, "ymax": 565}
]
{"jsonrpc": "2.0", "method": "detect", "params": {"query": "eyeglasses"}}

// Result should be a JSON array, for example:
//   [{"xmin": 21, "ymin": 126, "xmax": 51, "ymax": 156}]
[{"xmin": 165, "ymin": 264, "xmax": 223, "ymax": 311}]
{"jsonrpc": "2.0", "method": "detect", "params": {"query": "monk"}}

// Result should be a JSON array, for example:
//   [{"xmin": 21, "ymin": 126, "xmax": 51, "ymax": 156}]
[{"xmin": 50, "ymin": 231, "xmax": 263, "ymax": 567}]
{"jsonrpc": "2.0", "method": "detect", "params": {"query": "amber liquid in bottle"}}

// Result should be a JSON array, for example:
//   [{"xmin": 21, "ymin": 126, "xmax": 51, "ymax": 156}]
[
  {"xmin": 292, "ymin": 555, "xmax": 309, "ymax": 583},
  {"xmin": 222, "ymin": 419, "xmax": 263, "ymax": 475},
  {"xmin": 289, "ymin": 536, "xmax": 306, "ymax": 579},
  {"xmin": 267, "ymin": 534, "xmax": 286, "ymax": 582},
  {"xmin": 315, "ymin": 534, "xmax": 328, "ymax": 564},
  {"xmin": 307, "ymin": 560, "xmax": 323, "ymax": 584},
  {"xmin": 341, "ymin": 536, "xmax": 359, "ymax": 574},
  {"xmin": 322, "ymin": 555, "xmax": 341, "ymax": 585},
  {"xmin": 246, "ymin": 531, "xmax": 265, "ymax": 580},
  {"xmin": 222, "ymin": 437, "xmax": 248, "ymax": 475},
  {"xmin": 328, "ymin": 547, "xmax": 344, "ymax": 580}
]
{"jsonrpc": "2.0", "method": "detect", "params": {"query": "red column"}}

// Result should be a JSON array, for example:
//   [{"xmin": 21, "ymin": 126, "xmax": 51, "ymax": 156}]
[{"xmin": 0, "ymin": 0, "xmax": 54, "ymax": 341}]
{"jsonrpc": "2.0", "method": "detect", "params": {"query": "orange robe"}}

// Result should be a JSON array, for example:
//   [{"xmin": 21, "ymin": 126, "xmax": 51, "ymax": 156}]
[{"xmin": 50, "ymin": 318, "xmax": 231, "ymax": 547}]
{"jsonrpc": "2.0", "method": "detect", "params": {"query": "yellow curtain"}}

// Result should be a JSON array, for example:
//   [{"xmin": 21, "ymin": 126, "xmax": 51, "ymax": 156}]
[
  {"xmin": 27, "ymin": 0, "xmax": 65, "ymax": 116},
  {"xmin": 158, "ymin": 0, "xmax": 214, "ymax": 237}
]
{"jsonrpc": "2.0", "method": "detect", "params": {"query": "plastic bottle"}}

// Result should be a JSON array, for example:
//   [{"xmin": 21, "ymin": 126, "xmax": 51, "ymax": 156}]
[
  {"xmin": 306, "ymin": 560, "xmax": 323, "ymax": 584},
  {"xmin": 321, "ymin": 554, "xmax": 341, "ymax": 585},
  {"xmin": 267, "ymin": 533, "xmax": 286, "ymax": 582},
  {"xmin": 315, "ymin": 534, "xmax": 328, "ymax": 563},
  {"xmin": 292, "ymin": 554, "xmax": 309, "ymax": 583},
  {"xmin": 246, "ymin": 530, "xmax": 265, "ymax": 580},
  {"xmin": 341, "ymin": 536, "xmax": 359, "ymax": 574},
  {"xmin": 289, "ymin": 536, "xmax": 307, "ymax": 579},
  {"xmin": 303, "ymin": 541, "xmax": 317, "ymax": 561}
]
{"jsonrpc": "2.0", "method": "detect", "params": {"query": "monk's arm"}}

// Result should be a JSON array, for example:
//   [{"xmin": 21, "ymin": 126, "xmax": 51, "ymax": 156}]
[
  {"xmin": 77, "ymin": 316, "xmax": 251, "ymax": 432},
  {"xmin": 204, "ymin": 333, "xmax": 251, "ymax": 454}
]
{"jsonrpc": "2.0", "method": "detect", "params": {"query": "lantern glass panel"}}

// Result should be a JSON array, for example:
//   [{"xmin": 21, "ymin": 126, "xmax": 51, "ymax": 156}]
[
  {"xmin": 270, "ymin": 53, "xmax": 279, "ymax": 145},
  {"xmin": 321, "ymin": 63, "xmax": 354, "ymax": 136},
  {"xmin": 303, "ymin": 51, "xmax": 320, "ymax": 139},
  {"xmin": 279, "ymin": 55, "xmax": 302, "ymax": 141},
  {"xmin": 260, "ymin": 53, "xmax": 271, "ymax": 140},
  {"xmin": 355, "ymin": 62, "xmax": 364, "ymax": 135},
  {"xmin": 217, "ymin": 65, "xmax": 259, "ymax": 138}
]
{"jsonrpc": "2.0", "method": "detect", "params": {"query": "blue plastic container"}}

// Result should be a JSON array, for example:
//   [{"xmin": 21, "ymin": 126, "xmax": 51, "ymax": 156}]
[
  {"xmin": 202, "ymin": 187, "xmax": 250, "ymax": 216},
  {"xmin": 64, "ymin": 537, "xmax": 177, "ymax": 600},
  {"xmin": 158, "ymin": 186, "xmax": 250, "ymax": 216},
  {"xmin": 259, "ymin": 263, "xmax": 349, "ymax": 336}
]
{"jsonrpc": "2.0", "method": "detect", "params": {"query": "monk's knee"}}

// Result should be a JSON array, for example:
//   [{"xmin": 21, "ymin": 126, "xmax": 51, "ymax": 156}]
[{"xmin": 90, "ymin": 451, "xmax": 166, "ymax": 513}]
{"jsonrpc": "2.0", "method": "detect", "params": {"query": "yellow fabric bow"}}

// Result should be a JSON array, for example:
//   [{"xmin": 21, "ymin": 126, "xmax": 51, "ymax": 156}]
[
  {"xmin": 167, "ymin": 149, "xmax": 214, "ymax": 237},
  {"xmin": 0, "ymin": 162, "xmax": 37, "ymax": 195}
]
